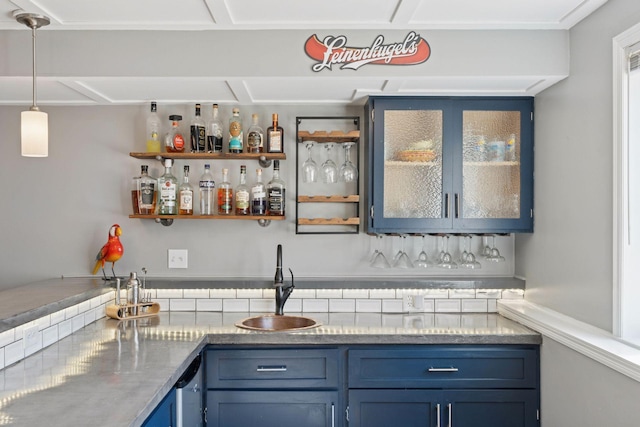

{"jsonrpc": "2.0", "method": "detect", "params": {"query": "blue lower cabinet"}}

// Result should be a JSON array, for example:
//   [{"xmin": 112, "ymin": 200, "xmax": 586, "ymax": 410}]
[
  {"xmin": 445, "ymin": 390, "xmax": 538, "ymax": 427},
  {"xmin": 206, "ymin": 390, "xmax": 339, "ymax": 427},
  {"xmin": 349, "ymin": 390, "xmax": 439, "ymax": 427},
  {"xmin": 142, "ymin": 387, "xmax": 176, "ymax": 427}
]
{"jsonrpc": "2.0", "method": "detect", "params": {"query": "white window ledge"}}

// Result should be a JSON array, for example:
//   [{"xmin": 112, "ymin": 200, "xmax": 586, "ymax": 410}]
[{"xmin": 498, "ymin": 299, "xmax": 640, "ymax": 382}]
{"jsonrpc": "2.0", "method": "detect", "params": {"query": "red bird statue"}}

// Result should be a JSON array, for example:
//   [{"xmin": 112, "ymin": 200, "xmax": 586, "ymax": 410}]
[{"xmin": 92, "ymin": 224, "xmax": 124, "ymax": 280}]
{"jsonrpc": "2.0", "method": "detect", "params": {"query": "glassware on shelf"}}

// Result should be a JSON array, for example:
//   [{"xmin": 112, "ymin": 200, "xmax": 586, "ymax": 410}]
[
  {"xmin": 321, "ymin": 143, "xmax": 338, "ymax": 184},
  {"xmin": 339, "ymin": 142, "xmax": 358, "ymax": 183},
  {"xmin": 393, "ymin": 235, "xmax": 414, "ymax": 268},
  {"xmin": 370, "ymin": 234, "xmax": 391, "ymax": 269},
  {"xmin": 301, "ymin": 141, "xmax": 318, "ymax": 183},
  {"xmin": 414, "ymin": 235, "xmax": 432, "ymax": 268},
  {"xmin": 459, "ymin": 235, "xmax": 481, "ymax": 269},
  {"xmin": 486, "ymin": 235, "xmax": 506, "ymax": 262},
  {"xmin": 437, "ymin": 235, "xmax": 457, "ymax": 269}
]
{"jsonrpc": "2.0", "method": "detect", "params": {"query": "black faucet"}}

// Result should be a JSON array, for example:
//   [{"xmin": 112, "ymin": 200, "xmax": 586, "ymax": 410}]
[{"xmin": 274, "ymin": 244, "xmax": 294, "ymax": 316}]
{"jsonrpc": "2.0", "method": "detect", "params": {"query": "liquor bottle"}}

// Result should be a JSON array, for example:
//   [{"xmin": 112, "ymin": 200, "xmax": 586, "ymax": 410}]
[
  {"xmin": 199, "ymin": 164, "xmax": 216, "ymax": 215},
  {"xmin": 207, "ymin": 104, "xmax": 223, "ymax": 153},
  {"xmin": 131, "ymin": 170, "xmax": 141, "ymax": 215},
  {"xmin": 217, "ymin": 168, "xmax": 233, "ymax": 215},
  {"xmin": 228, "ymin": 108, "xmax": 243, "ymax": 153},
  {"xmin": 146, "ymin": 102, "xmax": 161, "ymax": 153},
  {"xmin": 246, "ymin": 113, "xmax": 264, "ymax": 153},
  {"xmin": 190, "ymin": 104, "xmax": 206, "ymax": 153},
  {"xmin": 179, "ymin": 165, "xmax": 194, "ymax": 215},
  {"xmin": 165, "ymin": 115, "xmax": 185, "ymax": 153},
  {"xmin": 235, "ymin": 165, "xmax": 250, "ymax": 215},
  {"xmin": 157, "ymin": 159, "xmax": 178, "ymax": 215},
  {"xmin": 251, "ymin": 168, "xmax": 267, "ymax": 216},
  {"xmin": 138, "ymin": 165, "xmax": 157, "ymax": 215},
  {"xmin": 505, "ymin": 133, "xmax": 516, "ymax": 162},
  {"xmin": 266, "ymin": 113, "xmax": 284, "ymax": 153},
  {"xmin": 267, "ymin": 160, "xmax": 285, "ymax": 216}
]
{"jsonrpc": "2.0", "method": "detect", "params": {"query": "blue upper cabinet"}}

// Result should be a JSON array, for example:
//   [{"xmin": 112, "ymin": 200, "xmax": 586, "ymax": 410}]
[{"xmin": 365, "ymin": 96, "xmax": 534, "ymax": 234}]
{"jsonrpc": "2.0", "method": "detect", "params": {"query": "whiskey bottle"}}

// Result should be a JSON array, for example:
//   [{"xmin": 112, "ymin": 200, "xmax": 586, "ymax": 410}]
[
  {"xmin": 246, "ymin": 113, "xmax": 264, "ymax": 153},
  {"xmin": 267, "ymin": 160, "xmax": 285, "ymax": 216},
  {"xmin": 235, "ymin": 165, "xmax": 250, "ymax": 215},
  {"xmin": 190, "ymin": 104, "xmax": 206, "ymax": 153},
  {"xmin": 179, "ymin": 165, "xmax": 194, "ymax": 215},
  {"xmin": 207, "ymin": 104, "xmax": 223, "ymax": 153},
  {"xmin": 251, "ymin": 168, "xmax": 267, "ymax": 216},
  {"xmin": 165, "ymin": 115, "xmax": 185, "ymax": 153},
  {"xmin": 157, "ymin": 159, "xmax": 178, "ymax": 215},
  {"xmin": 266, "ymin": 113, "xmax": 284, "ymax": 153},
  {"xmin": 131, "ymin": 170, "xmax": 141, "ymax": 215},
  {"xmin": 145, "ymin": 102, "xmax": 161, "ymax": 153},
  {"xmin": 199, "ymin": 164, "xmax": 215, "ymax": 215},
  {"xmin": 217, "ymin": 168, "xmax": 233, "ymax": 215},
  {"xmin": 228, "ymin": 108, "xmax": 243, "ymax": 153},
  {"xmin": 138, "ymin": 165, "xmax": 157, "ymax": 215}
]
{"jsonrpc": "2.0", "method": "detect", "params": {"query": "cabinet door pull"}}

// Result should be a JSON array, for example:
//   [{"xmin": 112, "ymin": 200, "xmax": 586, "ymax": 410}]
[
  {"xmin": 331, "ymin": 403, "xmax": 335, "ymax": 427},
  {"xmin": 256, "ymin": 365, "xmax": 287, "ymax": 372},
  {"xmin": 427, "ymin": 367, "xmax": 459, "ymax": 372},
  {"xmin": 454, "ymin": 193, "xmax": 460, "ymax": 218},
  {"xmin": 436, "ymin": 403, "xmax": 441, "ymax": 427},
  {"xmin": 444, "ymin": 193, "xmax": 450, "ymax": 218},
  {"xmin": 447, "ymin": 403, "xmax": 452, "ymax": 427}
]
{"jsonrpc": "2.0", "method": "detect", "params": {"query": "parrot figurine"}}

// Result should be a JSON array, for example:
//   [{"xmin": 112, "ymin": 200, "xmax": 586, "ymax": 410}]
[{"xmin": 92, "ymin": 224, "xmax": 124, "ymax": 280}]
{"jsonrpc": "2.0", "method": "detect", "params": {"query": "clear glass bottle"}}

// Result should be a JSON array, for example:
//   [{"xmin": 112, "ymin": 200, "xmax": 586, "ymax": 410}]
[
  {"xmin": 251, "ymin": 168, "xmax": 267, "ymax": 216},
  {"xmin": 165, "ymin": 115, "xmax": 185, "ymax": 153},
  {"xmin": 157, "ymin": 159, "xmax": 178, "ymax": 215},
  {"xmin": 266, "ymin": 113, "xmax": 284, "ymax": 153},
  {"xmin": 267, "ymin": 160, "xmax": 285, "ymax": 216},
  {"xmin": 235, "ymin": 165, "xmax": 250, "ymax": 215},
  {"xmin": 138, "ymin": 165, "xmax": 157, "ymax": 215},
  {"xmin": 208, "ymin": 104, "xmax": 223, "ymax": 153},
  {"xmin": 131, "ymin": 170, "xmax": 141, "ymax": 215},
  {"xmin": 228, "ymin": 108, "xmax": 243, "ymax": 153},
  {"xmin": 146, "ymin": 102, "xmax": 161, "ymax": 153},
  {"xmin": 199, "ymin": 164, "xmax": 215, "ymax": 215},
  {"xmin": 179, "ymin": 165, "xmax": 194, "ymax": 215},
  {"xmin": 190, "ymin": 104, "xmax": 206, "ymax": 153},
  {"xmin": 246, "ymin": 113, "xmax": 264, "ymax": 153},
  {"xmin": 217, "ymin": 168, "xmax": 233, "ymax": 215}
]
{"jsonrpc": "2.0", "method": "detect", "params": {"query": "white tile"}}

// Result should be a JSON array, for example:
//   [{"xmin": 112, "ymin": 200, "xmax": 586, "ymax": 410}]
[
  {"xmin": 450, "ymin": 289, "xmax": 476, "ymax": 299},
  {"xmin": 329, "ymin": 299, "xmax": 355, "ymax": 312},
  {"xmin": 58, "ymin": 319, "xmax": 73, "ymax": 339},
  {"xmin": 303, "ymin": 299, "xmax": 329, "ymax": 312},
  {"xmin": 101, "ymin": 291, "xmax": 115, "ymax": 304},
  {"xmin": 72, "ymin": 314, "xmax": 85, "ymax": 332},
  {"xmin": 14, "ymin": 321, "xmax": 36, "ymax": 340},
  {"xmin": 170, "ymin": 299, "xmax": 196, "ymax": 311},
  {"xmin": 0, "ymin": 347, "xmax": 4, "ymax": 370},
  {"xmin": 382, "ymin": 299, "xmax": 404, "ymax": 313},
  {"xmin": 461, "ymin": 299, "xmax": 488, "ymax": 313},
  {"xmin": 210, "ymin": 289, "xmax": 237, "ymax": 298},
  {"xmin": 262, "ymin": 288, "xmax": 275, "ymax": 298},
  {"xmin": 250, "ymin": 299, "xmax": 273, "ymax": 313},
  {"xmin": 35, "ymin": 315, "xmax": 51, "ymax": 330},
  {"xmin": 4, "ymin": 340, "xmax": 24, "ymax": 366},
  {"xmin": 370, "ymin": 289, "xmax": 396, "ymax": 299},
  {"xmin": 435, "ymin": 299, "xmax": 461, "ymax": 313},
  {"xmin": 423, "ymin": 289, "xmax": 449, "ymax": 299},
  {"xmin": 155, "ymin": 298, "xmax": 170, "ymax": 311},
  {"xmin": 183, "ymin": 289, "xmax": 210, "ymax": 299},
  {"xmin": 423, "ymin": 299, "xmax": 436, "ymax": 313},
  {"xmin": 237, "ymin": 289, "xmax": 264, "ymax": 299},
  {"xmin": 42, "ymin": 325, "xmax": 59, "ymax": 348},
  {"xmin": 487, "ymin": 299, "xmax": 498, "ymax": 312},
  {"xmin": 284, "ymin": 299, "xmax": 302, "ymax": 312},
  {"xmin": 0, "ymin": 329, "xmax": 15, "ymax": 348},
  {"xmin": 223, "ymin": 299, "xmax": 249, "ymax": 312},
  {"xmin": 156, "ymin": 289, "xmax": 184, "ymax": 298},
  {"xmin": 196, "ymin": 299, "xmax": 222, "ymax": 312},
  {"xmin": 77, "ymin": 300, "xmax": 92, "ymax": 314},
  {"xmin": 65, "ymin": 305, "xmax": 79, "ymax": 319},
  {"xmin": 317, "ymin": 289, "xmax": 343, "ymax": 299},
  {"xmin": 84, "ymin": 308, "xmax": 97, "ymax": 325},
  {"xmin": 90, "ymin": 296, "xmax": 103, "ymax": 309},
  {"xmin": 50, "ymin": 309, "xmax": 65, "ymax": 325},
  {"xmin": 501, "ymin": 289, "xmax": 525, "ymax": 299},
  {"xmin": 294, "ymin": 289, "xmax": 317, "ymax": 299},
  {"xmin": 476, "ymin": 289, "xmax": 502, "ymax": 299},
  {"xmin": 343, "ymin": 289, "xmax": 369, "ymax": 299},
  {"xmin": 356, "ymin": 299, "xmax": 382, "ymax": 313}
]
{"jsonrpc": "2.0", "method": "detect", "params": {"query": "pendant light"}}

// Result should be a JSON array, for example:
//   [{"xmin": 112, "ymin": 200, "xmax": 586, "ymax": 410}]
[{"xmin": 15, "ymin": 12, "xmax": 50, "ymax": 157}]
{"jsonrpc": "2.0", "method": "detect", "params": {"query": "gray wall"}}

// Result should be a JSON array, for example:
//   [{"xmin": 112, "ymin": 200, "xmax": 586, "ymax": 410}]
[{"xmin": 515, "ymin": 0, "xmax": 640, "ymax": 425}]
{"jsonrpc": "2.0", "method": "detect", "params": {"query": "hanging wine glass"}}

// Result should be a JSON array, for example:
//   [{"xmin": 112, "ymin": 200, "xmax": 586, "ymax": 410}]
[
  {"xmin": 301, "ymin": 141, "xmax": 318, "ymax": 183},
  {"xmin": 437, "ymin": 235, "xmax": 458, "ymax": 269},
  {"xmin": 414, "ymin": 235, "xmax": 433, "ymax": 268},
  {"xmin": 393, "ymin": 234, "xmax": 414, "ymax": 268},
  {"xmin": 459, "ymin": 235, "xmax": 481, "ymax": 269},
  {"xmin": 370, "ymin": 234, "xmax": 391, "ymax": 268},
  {"xmin": 486, "ymin": 235, "xmax": 506, "ymax": 262},
  {"xmin": 321, "ymin": 143, "xmax": 338, "ymax": 183},
  {"xmin": 339, "ymin": 142, "xmax": 358, "ymax": 183}
]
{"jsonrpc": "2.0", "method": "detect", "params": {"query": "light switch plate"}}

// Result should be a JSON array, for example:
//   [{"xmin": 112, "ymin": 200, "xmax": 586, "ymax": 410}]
[{"xmin": 168, "ymin": 249, "xmax": 188, "ymax": 269}]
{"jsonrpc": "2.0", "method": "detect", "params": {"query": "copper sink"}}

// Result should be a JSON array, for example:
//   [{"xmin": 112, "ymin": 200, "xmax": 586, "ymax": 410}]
[{"xmin": 236, "ymin": 314, "xmax": 320, "ymax": 332}]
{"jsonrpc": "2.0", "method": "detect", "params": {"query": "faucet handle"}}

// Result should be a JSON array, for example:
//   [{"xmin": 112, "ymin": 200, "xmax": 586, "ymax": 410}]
[{"xmin": 288, "ymin": 268, "xmax": 295, "ymax": 288}]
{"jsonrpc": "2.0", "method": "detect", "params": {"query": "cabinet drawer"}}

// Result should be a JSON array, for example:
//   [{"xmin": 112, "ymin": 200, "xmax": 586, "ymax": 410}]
[
  {"xmin": 206, "ymin": 348, "xmax": 339, "ymax": 389},
  {"xmin": 348, "ymin": 345, "xmax": 538, "ymax": 389}
]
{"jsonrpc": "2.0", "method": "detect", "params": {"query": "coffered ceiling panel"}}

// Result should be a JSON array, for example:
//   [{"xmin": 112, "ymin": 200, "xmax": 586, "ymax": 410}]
[
  {"xmin": 0, "ymin": 77, "xmax": 99, "ymax": 104},
  {"xmin": 243, "ymin": 78, "xmax": 387, "ymax": 103},
  {"xmin": 397, "ymin": 77, "xmax": 553, "ymax": 94}
]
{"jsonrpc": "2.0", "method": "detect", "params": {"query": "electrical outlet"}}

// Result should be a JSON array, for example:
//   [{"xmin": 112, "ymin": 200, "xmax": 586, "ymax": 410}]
[
  {"xmin": 403, "ymin": 294, "xmax": 425, "ymax": 312},
  {"xmin": 168, "ymin": 249, "xmax": 188, "ymax": 269},
  {"xmin": 23, "ymin": 325, "xmax": 41, "ymax": 354}
]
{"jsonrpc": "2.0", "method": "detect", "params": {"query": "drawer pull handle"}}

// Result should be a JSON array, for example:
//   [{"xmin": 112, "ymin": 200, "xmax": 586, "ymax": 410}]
[
  {"xmin": 256, "ymin": 365, "xmax": 287, "ymax": 372},
  {"xmin": 428, "ymin": 367, "xmax": 459, "ymax": 373}
]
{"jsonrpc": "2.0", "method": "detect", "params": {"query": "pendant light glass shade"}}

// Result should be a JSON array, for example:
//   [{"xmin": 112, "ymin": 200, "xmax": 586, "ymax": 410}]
[
  {"xmin": 21, "ymin": 109, "xmax": 48, "ymax": 157},
  {"xmin": 15, "ymin": 12, "xmax": 50, "ymax": 158}
]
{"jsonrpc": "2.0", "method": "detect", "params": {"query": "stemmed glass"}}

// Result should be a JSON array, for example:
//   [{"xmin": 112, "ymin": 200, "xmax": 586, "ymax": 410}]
[
  {"xmin": 486, "ymin": 235, "xmax": 506, "ymax": 262},
  {"xmin": 481, "ymin": 236, "xmax": 492, "ymax": 258},
  {"xmin": 437, "ymin": 235, "xmax": 458, "ymax": 269},
  {"xmin": 339, "ymin": 142, "xmax": 358, "ymax": 183},
  {"xmin": 301, "ymin": 141, "xmax": 318, "ymax": 183},
  {"xmin": 414, "ymin": 235, "xmax": 432, "ymax": 268},
  {"xmin": 370, "ymin": 234, "xmax": 391, "ymax": 268},
  {"xmin": 459, "ymin": 235, "xmax": 481, "ymax": 269},
  {"xmin": 321, "ymin": 143, "xmax": 338, "ymax": 184},
  {"xmin": 393, "ymin": 235, "xmax": 414, "ymax": 268}
]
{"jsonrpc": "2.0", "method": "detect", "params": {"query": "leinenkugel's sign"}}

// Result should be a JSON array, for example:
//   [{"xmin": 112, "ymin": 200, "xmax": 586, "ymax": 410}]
[{"xmin": 304, "ymin": 31, "xmax": 431, "ymax": 72}]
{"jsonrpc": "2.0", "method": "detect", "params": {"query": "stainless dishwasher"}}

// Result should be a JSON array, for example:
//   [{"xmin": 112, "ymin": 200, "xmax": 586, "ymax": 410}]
[{"xmin": 175, "ymin": 354, "xmax": 203, "ymax": 427}]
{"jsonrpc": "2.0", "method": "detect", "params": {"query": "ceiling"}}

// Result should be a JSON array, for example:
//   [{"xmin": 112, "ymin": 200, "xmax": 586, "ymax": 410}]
[{"xmin": 0, "ymin": 0, "xmax": 608, "ymax": 105}]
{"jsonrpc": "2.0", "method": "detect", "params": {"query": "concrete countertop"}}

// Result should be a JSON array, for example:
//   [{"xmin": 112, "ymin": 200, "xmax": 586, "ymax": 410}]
[{"xmin": 0, "ymin": 310, "xmax": 540, "ymax": 427}]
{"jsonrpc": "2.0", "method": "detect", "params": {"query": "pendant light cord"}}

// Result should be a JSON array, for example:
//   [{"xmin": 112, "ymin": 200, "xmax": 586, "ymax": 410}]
[{"xmin": 31, "ymin": 24, "xmax": 38, "ymax": 111}]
